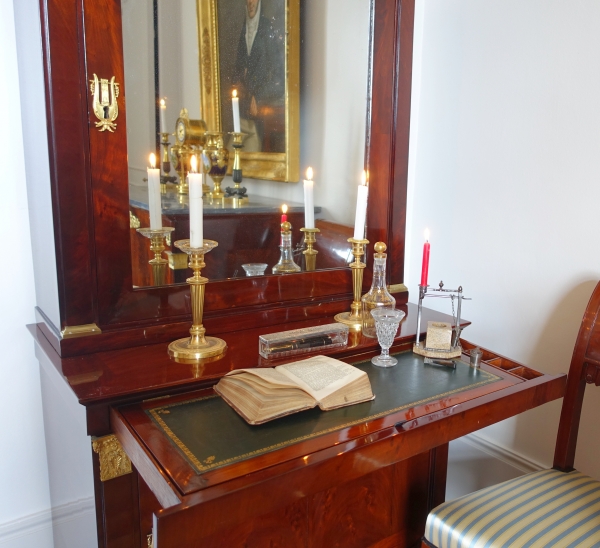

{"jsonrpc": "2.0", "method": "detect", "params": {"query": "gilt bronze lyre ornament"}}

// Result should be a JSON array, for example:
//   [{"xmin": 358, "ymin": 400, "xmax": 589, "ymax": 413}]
[{"xmin": 89, "ymin": 74, "xmax": 120, "ymax": 132}]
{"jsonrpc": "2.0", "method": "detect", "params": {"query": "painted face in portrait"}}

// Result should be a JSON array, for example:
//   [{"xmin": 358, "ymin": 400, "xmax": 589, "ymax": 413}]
[{"xmin": 246, "ymin": 0, "xmax": 260, "ymax": 19}]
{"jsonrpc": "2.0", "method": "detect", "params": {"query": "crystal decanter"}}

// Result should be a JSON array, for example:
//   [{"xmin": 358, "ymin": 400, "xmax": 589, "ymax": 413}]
[
  {"xmin": 272, "ymin": 221, "xmax": 301, "ymax": 274},
  {"xmin": 361, "ymin": 241, "xmax": 396, "ymax": 338}
]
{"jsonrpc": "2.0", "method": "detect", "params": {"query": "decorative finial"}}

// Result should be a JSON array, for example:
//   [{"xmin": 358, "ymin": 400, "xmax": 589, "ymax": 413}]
[{"xmin": 374, "ymin": 241, "xmax": 387, "ymax": 258}]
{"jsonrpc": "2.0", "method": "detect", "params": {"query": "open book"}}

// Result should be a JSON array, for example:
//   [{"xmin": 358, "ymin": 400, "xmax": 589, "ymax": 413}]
[{"xmin": 214, "ymin": 355, "xmax": 375, "ymax": 425}]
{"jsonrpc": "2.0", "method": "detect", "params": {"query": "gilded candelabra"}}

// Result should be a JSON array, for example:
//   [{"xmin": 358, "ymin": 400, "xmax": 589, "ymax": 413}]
[
  {"xmin": 225, "ymin": 132, "xmax": 249, "ymax": 205},
  {"xmin": 334, "ymin": 238, "xmax": 370, "ymax": 330},
  {"xmin": 204, "ymin": 132, "xmax": 229, "ymax": 200},
  {"xmin": 300, "ymin": 227, "xmax": 320, "ymax": 271},
  {"xmin": 136, "ymin": 227, "xmax": 175, "ymax": 286},
  {"xmin": 168, "ymin": 239, "xmax": 227, "ymax": 362}
]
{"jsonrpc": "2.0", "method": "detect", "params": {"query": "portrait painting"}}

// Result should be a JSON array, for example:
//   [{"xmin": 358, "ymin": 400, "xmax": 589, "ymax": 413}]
[{"xmin": 197, "ymin": 0, "xmax": 300, "ymax": 182}]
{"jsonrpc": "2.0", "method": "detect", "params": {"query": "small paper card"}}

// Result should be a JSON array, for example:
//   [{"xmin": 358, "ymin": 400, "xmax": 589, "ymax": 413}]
[{"xmin": 425, "ymin": 321, "xmax": 453, "ymax": 350}]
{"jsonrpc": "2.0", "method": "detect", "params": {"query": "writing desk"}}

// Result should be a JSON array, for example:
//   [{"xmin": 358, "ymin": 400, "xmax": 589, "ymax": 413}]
[{"xmin": 102, "ymin": 312, "xmax": 565, "ymax": 548}]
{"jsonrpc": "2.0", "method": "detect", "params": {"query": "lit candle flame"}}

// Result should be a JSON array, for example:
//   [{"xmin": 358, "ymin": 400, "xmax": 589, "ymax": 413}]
[
  {"xmin": 424, "ymin": 228, "xmax": 430, "ymax": 241},
  {"xmin": 160, "ymin": 98, "xmax": 166, "ymax": 107},
  {"xmin": 282, "ymin": 204, "xmax": 288, "ymax": 214},
  {"xmin": 149, "ymin": 153, "xmax": 156, "ymax": 169},
  {"xmin": 306, "ymin": 167, "xmax": 313, "ymax": 180},
  {"xmin": 232, "ymin": 89, "xmax": 238, "ymax": 99},
  {"xmin": 190, "ymin": 154, "xmax": 198, "ymax": 173},
  {"xmin": 361, "ymin": 170, "xmax": 368, "ymax": 186}
]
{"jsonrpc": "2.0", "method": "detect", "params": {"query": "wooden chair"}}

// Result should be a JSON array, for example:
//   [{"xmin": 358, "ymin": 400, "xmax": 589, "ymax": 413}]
[{"xmin": 423, "ymin": 281, "xmax": 600, "ymax": 548}]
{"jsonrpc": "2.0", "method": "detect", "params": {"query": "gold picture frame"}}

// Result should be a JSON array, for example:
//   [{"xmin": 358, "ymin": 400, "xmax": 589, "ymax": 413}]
[{"xmin": 197, "ymin": 0, "xmax": 300, "ymax": 183}]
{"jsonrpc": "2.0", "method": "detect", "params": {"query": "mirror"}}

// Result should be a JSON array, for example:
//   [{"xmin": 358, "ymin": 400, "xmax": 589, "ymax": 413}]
[{"xmin": 122, "ymin": 0, "xmax": 371, "ymax": 287}]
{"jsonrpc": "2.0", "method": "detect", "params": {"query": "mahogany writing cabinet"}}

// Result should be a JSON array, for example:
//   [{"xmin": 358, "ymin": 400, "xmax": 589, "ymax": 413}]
[{"xmin": 103, "ymin": 309, "xmax": 564, "ymax": 548}]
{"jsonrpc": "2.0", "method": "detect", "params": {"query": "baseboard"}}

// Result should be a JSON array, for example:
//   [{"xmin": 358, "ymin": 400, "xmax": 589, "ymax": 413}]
[
  {"xmin": 0, "ymin": 497, "xmax": 95, "ymax": 547},
  {"xmin": 461, "ymin": 432, "xmax": 544, "ymax": 474}
]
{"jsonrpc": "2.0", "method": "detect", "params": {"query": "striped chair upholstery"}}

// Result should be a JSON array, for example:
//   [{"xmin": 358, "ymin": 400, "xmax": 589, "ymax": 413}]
[{"xmin": 425, "ymin": 468, "xmax": 600, "ymax": 548}]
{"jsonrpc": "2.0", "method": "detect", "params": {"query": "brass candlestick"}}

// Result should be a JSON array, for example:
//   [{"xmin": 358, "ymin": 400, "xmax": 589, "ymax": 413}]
[
  {"xmin": 300, "ymin": 227, "xmax": 320, "ymax": 271},
  {"xmin": 204, "ymin": 132, "xmax": 229, "ymax": 200},
  {"xmin": 225, "ymin": 132, "xmax": 249, "ymax": 205},
  {"xmin": 334, "ymin": 237, "xmax": 370, "ymax": 330},
  {"xmin": 137, "ymin": 227, "xmax": 175, "ymax": 286},
  {"xmin": 170, "ymin": 144, "xmax": 193, "ymax": 195},
  {"xmin": 168, "ymin": 239, "xmax": 227, "ymax": 362},
  {"xmin": 159, "ymin": 133, "xmax": 177, "ymax": 187}
]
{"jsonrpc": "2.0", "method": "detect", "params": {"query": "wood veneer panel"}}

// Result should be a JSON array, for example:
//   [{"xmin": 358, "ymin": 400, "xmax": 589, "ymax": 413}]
[
  {"xmin": 40, "ymin": 0, "xmax": 97, "ymax": 328},
  {"xmin": 367, "ymin": 0, "xmax": 414, "ymax": 285},
  {"xmin": 92, "ymin": 454, "xmax": 141, "ymax": 548},
  {"xmin": 198, "ymin": 499, "xmax": 308, "ymax": 548},
  {"xmin": 31, "ymin": 303, "xmax": 462, "ymax": 407},
  {"xmin": 390, "ymin": 0, "xmax": 414, "ymax": 283},
  {"xmin": 307, "ymin": 456, "xmax": 429, "ymax": 547}
]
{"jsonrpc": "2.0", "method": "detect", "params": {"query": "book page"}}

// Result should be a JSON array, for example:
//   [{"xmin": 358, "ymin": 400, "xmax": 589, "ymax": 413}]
[
  {"xmin": 226, "ymin": 368, "xmax": 300, "ymax": 389},
  {"xmin": 276, "ymin": 356, "xmax": 365, "ymax": 402}
]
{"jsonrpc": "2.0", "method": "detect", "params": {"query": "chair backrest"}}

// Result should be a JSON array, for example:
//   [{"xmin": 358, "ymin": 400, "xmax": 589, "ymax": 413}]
[{"xmin": 553, "ymin": 281, "xmax": 600, "ymax": 471}]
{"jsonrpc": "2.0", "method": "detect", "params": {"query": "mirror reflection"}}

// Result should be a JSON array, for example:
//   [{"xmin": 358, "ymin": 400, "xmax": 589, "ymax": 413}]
[{"xmin": 122, "ymin": 0, "xmax": 371, "ymax": 287}]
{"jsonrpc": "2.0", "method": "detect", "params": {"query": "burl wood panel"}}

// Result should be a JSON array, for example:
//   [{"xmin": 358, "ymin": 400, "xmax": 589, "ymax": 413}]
[
  {"xmin": 141, "ymin": 450, "xmax": 442, "ymax": 548},
  {"xmin": 308, "ymin": 453, "xmax": 431, "ymax": 548}
]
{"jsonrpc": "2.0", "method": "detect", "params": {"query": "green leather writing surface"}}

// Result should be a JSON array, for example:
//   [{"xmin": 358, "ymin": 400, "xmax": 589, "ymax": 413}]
[{"xmin": 147, "ymin": 353, "xmax": 500, "ymax": 474}]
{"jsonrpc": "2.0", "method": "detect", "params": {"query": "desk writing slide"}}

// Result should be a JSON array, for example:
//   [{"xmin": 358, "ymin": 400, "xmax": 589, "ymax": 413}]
[{"xmin": 214, "ymin": 356, "xmax": 375, "ymax": 425}]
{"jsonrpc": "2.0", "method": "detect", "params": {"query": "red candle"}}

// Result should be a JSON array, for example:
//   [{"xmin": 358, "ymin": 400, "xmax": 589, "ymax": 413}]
[
  {"xmin": 281, "ymin": 204, "xmax": 288, "ymax": 223},
  {"xmin": 420, "ymin": 230, "xmax": 430, "ymax": 286}
]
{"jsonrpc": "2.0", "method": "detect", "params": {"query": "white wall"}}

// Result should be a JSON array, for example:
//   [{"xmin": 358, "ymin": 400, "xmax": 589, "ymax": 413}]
[
  {"xmin": 407, "ymin": 0, "xmax": 600, "ymax": 480},
  {"xmin": 0, "ymin": 0, "xmax": 52, "ymax": 543}
]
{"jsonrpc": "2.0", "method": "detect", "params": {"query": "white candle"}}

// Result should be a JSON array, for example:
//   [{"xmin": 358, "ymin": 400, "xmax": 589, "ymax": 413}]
[
  {"xmin": 159, "ymin": 98, "xmax": 167, "ymax": 134},
  {"xmin": 147, "ymin": 153, "xmax": 162, "ymax": 229},
  {"xmin": 353, "ymin": 170, "xmax": 369, "ymax": 240},
  {"xmin": 189, "ymin": 155, "xmax": 204, "ymax": 248},
  {"xmin": 303, "ymin": 167, "xmax": 315, "ymax": 229},
  {"xmin": 232, "ymin": 89, "xmax": 241, "ymax": 133}
]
